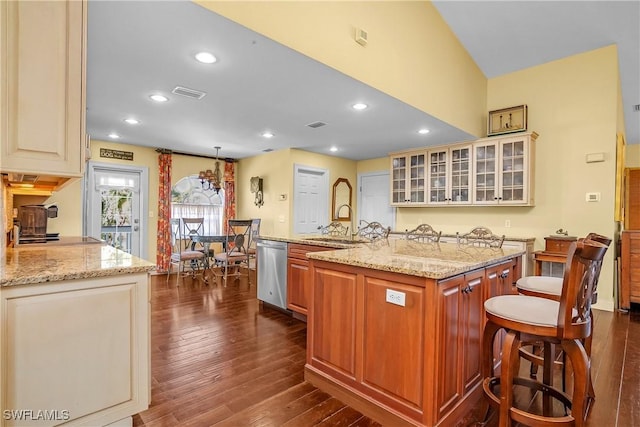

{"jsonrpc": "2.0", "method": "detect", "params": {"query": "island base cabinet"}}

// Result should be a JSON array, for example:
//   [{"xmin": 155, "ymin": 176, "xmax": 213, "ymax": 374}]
[
  {"xmin": 306, "ymin": 257, "xmax": 520, "ymax": 427},
  {"xmin": 0, "ymin": 273, "xmax": 150, "ymax": 427}
]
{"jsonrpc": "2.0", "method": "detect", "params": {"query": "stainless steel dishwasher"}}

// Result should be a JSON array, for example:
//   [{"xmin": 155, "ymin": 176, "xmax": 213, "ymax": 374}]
[{"xmin": 257, "ymin": 239, "xmax": 288, "ymax": 310}]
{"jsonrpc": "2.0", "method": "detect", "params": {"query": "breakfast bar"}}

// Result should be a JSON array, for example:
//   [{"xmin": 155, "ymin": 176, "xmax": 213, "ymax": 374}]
[
  {"xmin": 304, "ymin": 239, "xmax": 524, "ymax": 427},
  {"xmin": 0, "ymin": 243, "xmax": 154, "ymax": 427}
]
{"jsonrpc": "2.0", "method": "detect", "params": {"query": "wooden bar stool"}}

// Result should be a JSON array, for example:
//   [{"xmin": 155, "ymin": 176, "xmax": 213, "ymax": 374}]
[
  {"xmin": 481, "ymin": 238, "xmax": 609, "ymax": 427},
  {"xmin": 516, "ymin": 233, "xmax": 611, "ymax": 388}
]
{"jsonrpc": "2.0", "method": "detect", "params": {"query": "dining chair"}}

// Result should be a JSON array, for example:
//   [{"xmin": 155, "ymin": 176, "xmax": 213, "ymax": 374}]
[
  {"xmin": 319, "ymin": 221, "xmax": 349, "ymax": 237},
  {"xmin": 456, "ymin": 226, "xmax": 505, "ymax": 248},
  {"xmin": 481, "ymin": 238, "xmax": 608, "ymax": 427},
  {"xmin": 167, "ymin": 218, "xmax": 207, "ymax": 285},
  {"xmin": 214, "ymin": 219, "xmax": 253, "ymax": 285},
  {"xmin": 405, "ymin": 223, "xmax": 442, "ymax": 243},
  {"xmin": 356, "ymin": 220, "xmax": 390, "ymax": 242},
  {"xmin": 247, "ymin": 218, "xmax": 261, "ymax": 257}
]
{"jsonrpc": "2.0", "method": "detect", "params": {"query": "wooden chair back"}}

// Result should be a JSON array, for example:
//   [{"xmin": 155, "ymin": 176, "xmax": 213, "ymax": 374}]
[{"xmin": 558, "ymin": 238, "xmax": 609, "ymax": 339}]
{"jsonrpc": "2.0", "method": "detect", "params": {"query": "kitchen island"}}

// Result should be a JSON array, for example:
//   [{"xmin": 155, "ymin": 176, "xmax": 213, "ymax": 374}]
[
  {"xmin": 305, "ymin": 239, "xmax": 523, "ymax": 427},
  {"xmin": 0, "ymin": 243, "xmax": 154, "ymax": 427}
]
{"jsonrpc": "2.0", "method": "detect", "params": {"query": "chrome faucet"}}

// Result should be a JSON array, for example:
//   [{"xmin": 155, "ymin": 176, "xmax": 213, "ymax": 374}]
[{"xmin": 335, "ymin": 203, "xmax": 356, "ymax": 240}]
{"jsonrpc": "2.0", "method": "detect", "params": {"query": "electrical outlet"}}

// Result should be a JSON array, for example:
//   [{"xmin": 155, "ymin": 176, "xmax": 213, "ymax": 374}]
[
  {"xmin": 505, "ymin": 219, "xmax": 511, "ymax": 228},
  {"xmin": 386, "ymin": 289, "xmax": 406, "ymax": 307}
]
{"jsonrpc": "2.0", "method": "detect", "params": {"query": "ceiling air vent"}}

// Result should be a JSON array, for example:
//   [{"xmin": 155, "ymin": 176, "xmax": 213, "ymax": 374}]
[
  {"xmin": 307, "ymin": 121, "xmax": 327, "ymax": 129},
  {"xmin": 172, "ymin": 86, "xmax": 206, "ymax": 100}
]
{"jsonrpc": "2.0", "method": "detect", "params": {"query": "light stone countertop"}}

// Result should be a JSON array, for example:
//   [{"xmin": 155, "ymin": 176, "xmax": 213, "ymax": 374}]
[
  {"xmin": 305, "ymin": 239, "xmax": 524, "ymax": 279},
  {"xmin": 1, "ymin": 243, "xmax": 156, "ymax": 287}
]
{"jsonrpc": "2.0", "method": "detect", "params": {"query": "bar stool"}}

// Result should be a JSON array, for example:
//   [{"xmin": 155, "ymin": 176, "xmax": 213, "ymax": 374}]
[
  {"xmin": 481, "ymin": 238, "xmax": 609, "ymax": 427},
  {"xmin": 516, "ymin": 233, "xmax": 611, "ymax": 386}
]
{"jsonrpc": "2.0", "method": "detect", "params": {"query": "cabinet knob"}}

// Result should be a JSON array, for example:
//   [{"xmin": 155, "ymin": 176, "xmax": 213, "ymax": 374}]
[
  {"xmin": 461, "ymin": 285, "xmax": 473, "ymax": 294},
  {"xmin": 500, "ymin": 271, "xmax": 509, "ymax": 279}
]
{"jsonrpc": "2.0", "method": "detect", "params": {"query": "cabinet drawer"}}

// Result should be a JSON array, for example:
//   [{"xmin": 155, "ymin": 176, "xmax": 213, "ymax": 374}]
[
  {"xmin": 288, "ymin": 243, "xmax": 336, "ymax": 260},
  {"xmin": 544, "ymin": 238, "xmax": 575, "ymax": 253}
]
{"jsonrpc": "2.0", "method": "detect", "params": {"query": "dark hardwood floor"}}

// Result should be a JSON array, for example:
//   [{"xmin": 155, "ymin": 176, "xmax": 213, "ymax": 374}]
[{"xmin": 134, "ymin": 269, "xmax": 639, "ymax": 427}]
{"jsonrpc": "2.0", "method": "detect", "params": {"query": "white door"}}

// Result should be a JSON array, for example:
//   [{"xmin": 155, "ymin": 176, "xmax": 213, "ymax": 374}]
[
  {"xmin": 293, "ymin": 164, "xmax": 328, "ymax": 234},
  {"xmin": 358, "ymin": 171, "xmax": 395, "ymax": 230},
  {"xmin": 85, "ymin": 161, "xmax": 148, "ymax": 258}
]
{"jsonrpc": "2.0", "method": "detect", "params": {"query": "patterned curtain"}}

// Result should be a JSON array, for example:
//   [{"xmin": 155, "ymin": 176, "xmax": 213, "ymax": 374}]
[
  {"xmin": 222, "ymin": 160, "xmax": 236, "ymax": 233},
  {"xmin": 156, "ymin": 151, "xmax": 172, "ymax": 272}
]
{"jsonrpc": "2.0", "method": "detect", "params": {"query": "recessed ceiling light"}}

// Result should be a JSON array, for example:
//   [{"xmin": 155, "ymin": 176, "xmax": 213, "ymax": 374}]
[
  {"xmin": 418, "ymin": 128, "xmax": 430, "ymax": 135},
  {"xmin": 124, "ymin": 118, "xmax": 140, "ymax": 125},
  {"xmin": 262, "ymin": 132, "xmax": 274, "ymax": 138},
  {"xmin": 352, "ymin": 103, "xmax": 368, "ymax": 110},
  {"xmin": 195, "ymin": 52, "xmax": 217, "ymax": 64},
  {"xmin": 330, "ymin": 146, "xmax": 338, "ymax": 152},
  {"xmin": 149, "ymin": 94, "xmax": 168, "ymax": 102},
  {"xmin": 108, "ymin": 133, "xmax": 120, "ymax": 139}
]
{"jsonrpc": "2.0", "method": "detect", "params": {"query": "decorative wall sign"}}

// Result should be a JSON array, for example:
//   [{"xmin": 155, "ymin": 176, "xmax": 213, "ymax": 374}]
[
  {"xmin": 100, "ymin": 148, "xmax": 134, "ymax": 161},
  {"xmin": 488, "ymin": 105, "xmax": 528, "ymax": 136}
]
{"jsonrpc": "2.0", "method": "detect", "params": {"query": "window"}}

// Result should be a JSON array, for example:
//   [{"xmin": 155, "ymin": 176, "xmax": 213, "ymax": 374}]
[{"xmin": 171, "ymin": 175, "xmax": 224, "ymax": 235}]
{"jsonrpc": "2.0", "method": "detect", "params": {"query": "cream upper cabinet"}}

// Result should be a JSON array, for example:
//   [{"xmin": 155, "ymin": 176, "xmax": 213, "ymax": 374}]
[
  {"xmin": 389, "ymin": 131, "xmax": 537, "ymax": 207},
  {"xmin": 390, "ymin": 152, "xmax": 426, "ymax": 205},
  {"xmin": 426, "ymin": 144, "xmax": 472, "ymax": 205},
  {"xmin": 0, "ymin": 0, "xmax": 87, "ymax": 177},
  {"xmin": 472, "ymin": 132, "xmax": 537, "ymax": 206}
]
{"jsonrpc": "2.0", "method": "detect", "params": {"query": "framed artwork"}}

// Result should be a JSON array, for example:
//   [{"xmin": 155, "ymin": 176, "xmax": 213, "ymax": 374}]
[{"xmin": 488, "ymin": 105, "xmax": 528, "ymax": 136}]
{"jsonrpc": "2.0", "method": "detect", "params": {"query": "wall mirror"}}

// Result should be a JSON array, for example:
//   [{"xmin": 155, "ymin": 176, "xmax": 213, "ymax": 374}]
[{"xmin": 332, "ymin": 178, "xmax": 352, "ymax": 221}]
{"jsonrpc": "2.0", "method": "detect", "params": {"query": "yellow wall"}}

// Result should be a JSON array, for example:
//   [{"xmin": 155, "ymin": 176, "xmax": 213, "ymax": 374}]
[
  {"xmin": 237, "ymin": 148, "xmax": 357, "ymax": 236},
  {"xmin": 197, "ymin": 0, "xmax": 487, "ymax": 137},
  {"xmin": 392, "ymin": 46, "xmax": 619, "ymax": 310}
]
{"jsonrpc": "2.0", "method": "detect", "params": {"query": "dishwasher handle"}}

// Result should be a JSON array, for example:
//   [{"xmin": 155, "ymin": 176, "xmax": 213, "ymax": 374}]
[{"xmin": 257, "ymin": 241, "xmax": 287, "ymax": 250}]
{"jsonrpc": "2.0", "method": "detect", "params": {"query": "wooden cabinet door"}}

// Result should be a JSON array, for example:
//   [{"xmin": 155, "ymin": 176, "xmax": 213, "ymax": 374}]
[
  {"xmin": 461, "ymin": 270, "xmax": 484, "ymax": 395},
  {"xmin": 625, "ymin": 168, "xmax": 640, "ymax": 230},
  {"xmin": 436, "ymin": 275, "xmax": 464, "ymax": 419},
  {"xmin": 309, "ymin": 267, "xmax": 358, "ymax": 378},
  {"xmin": 287, "ymin": 258, "xmax": 310, "ymax": 314},
  {"xmin": 484, "ymin": 261, "xmax": 514, "ymax": 369},
  {"xmin": 0, "ymin": 0, "xmax": 86, "ymax": 176},
  {"xmin": 362, "ymin": 275, "xmax": 426, "ymax": 408}
]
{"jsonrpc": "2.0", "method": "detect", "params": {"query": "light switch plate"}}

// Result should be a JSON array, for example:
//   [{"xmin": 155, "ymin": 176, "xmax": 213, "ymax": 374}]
[{"xmin": 585, "ymin": 192, "xmax": 600, "ymax": 202}]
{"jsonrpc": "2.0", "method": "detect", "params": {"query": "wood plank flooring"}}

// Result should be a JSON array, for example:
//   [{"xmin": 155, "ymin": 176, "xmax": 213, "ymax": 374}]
[{"xmin": 134, "ymin": 270, "xmax": 639, "ymax": 427}]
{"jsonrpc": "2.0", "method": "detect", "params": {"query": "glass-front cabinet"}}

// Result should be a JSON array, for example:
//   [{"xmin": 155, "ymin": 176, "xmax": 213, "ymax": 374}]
[
  {"xmin": 391, "ymin": 153, "xmax": 426, "ymax": 205},
  {"xmin": 427, "ymin": 145, "xmax": 472, "ymax": 205},
  {"xmin": 473, "ymin": 133, "xmax": 535, "ymax": 205},
  {"xmin": 389, "ymin": 131, "xmax": 538, "ymax": 208}
]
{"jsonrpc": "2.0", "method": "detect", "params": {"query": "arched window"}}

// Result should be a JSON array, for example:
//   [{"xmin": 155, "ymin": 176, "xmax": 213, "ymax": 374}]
[{"xmin": 171, "ymin": 175, "xmax": 224, "ymax": 235}]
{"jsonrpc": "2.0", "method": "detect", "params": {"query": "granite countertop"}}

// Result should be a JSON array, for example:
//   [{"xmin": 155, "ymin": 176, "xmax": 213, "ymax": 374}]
[
  {"xmin": 1, "ymin": 244, "xmax": 156, "ymax": 287},
  {"xmin": 305, "ymin": 239, "xmax": 524, "ymax": 279},
  {"xmin": 257, "ymin": 234, "xmax": 368, "ymax": 249}
]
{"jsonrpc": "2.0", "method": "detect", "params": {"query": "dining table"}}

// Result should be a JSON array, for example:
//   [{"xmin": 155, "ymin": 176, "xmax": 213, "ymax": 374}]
[{"xmin": 190, "ymin": 234, "xmax": 229, "ymax": 270}]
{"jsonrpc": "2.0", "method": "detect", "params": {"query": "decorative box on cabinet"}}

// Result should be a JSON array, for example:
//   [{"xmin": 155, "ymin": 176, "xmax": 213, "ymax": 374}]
[
  {"xmin": 390, "ymin": 151, "xmax": 426, "ymax": 205},
  {"xmin": 472, "ymin": 132, "xmax": 537, "ymax": 206},
  {"xmin": 0, "ymin": 0, "xmax": 87, "ymax": 177},
  {"xmin": 427, "ymin": 144, "xmax": 472, "ymax": 205}
]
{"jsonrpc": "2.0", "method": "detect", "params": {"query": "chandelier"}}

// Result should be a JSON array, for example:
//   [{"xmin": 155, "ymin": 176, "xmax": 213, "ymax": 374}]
[{"xmin": 199, "ymin": 146, "xmax": 222, "ymax": 193}]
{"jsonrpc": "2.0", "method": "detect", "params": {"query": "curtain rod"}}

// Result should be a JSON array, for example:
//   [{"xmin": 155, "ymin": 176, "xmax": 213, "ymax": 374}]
[{"xmin": 155, "ymin": 148, "xmax": 236, "ymax": 162}]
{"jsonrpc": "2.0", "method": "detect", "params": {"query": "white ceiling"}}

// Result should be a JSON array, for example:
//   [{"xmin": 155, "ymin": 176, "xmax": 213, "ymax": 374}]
[{"xmin": 86, "ymin": 1, "xmax": 640, "ymax": 162}]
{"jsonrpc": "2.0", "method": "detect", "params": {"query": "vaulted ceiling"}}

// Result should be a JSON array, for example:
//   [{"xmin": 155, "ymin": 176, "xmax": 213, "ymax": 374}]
[{"xmin": 86, "ymin": 1, "xmax": 639, "ymax": 161}]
